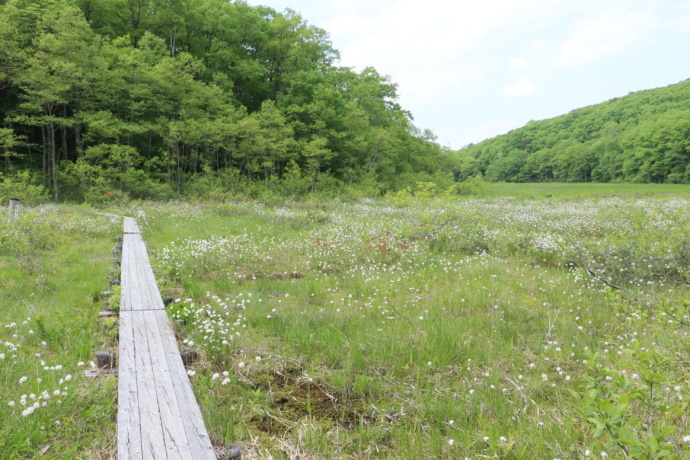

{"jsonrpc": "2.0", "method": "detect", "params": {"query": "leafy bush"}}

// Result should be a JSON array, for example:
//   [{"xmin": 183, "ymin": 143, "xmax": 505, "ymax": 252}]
[
  {"xmin": 456, "ymin": 174, "xmax": 489, "ymax": 195},
  {"xmin": 59, "ymin": 146, "xmax": 174, "ymax": 203},
  {"xmin": 0, "ymin": 170, "xmax": 49, "ymax": 205}
]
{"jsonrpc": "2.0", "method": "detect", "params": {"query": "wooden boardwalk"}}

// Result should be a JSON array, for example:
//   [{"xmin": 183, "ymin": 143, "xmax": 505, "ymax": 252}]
[{"xmin": 118, "ymin": 217, "xmax": 216, "ymax": 460}]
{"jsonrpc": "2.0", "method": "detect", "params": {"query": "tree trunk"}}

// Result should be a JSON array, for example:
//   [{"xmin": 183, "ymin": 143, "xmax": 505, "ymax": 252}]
[
  {"xmin": 74, "ymin": 102, "xmax": 83, "ymax": 157},
  {"xmin": 42, "ymin": 125, "xmax": 47, "ymax": 185},
  {"xmin": 49, "ymin": 120, "xmax": 58, "ymax": 201},
  {"xmin": 75, "ymin": 123, "xmax": 83, "ymax": 157},
  {"xmin": 170, "ymin": 25, "xmax": 177, "ymax": 57},
  {"xmin": 62, "ymin": 107, "xmax": 69, "ymax": 161}
]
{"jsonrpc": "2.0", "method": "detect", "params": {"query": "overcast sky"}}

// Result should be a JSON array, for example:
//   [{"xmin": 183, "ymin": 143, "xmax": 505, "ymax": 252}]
[{"xmin": 247, "ymin": 0, "xmax": 690, "ymax": 150}]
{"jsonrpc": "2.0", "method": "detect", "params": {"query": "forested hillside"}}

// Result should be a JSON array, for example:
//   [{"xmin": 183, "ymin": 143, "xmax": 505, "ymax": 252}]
[
  {"xmin": 0, "ymin": 0, "xmax": 456, "ymax": 202},
  {"xmin": 456, "ymin": 78, "xmax": 690, "ymax": 183}
]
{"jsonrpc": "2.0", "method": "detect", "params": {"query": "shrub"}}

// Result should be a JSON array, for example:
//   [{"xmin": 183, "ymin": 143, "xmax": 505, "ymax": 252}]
[
  {"xmin": 0, "ymin": 170, "xmax": 49, "ymax": 205},
  {"xmin": 456, "ymin": 173, "xmax": 489, "ymax": 195}
]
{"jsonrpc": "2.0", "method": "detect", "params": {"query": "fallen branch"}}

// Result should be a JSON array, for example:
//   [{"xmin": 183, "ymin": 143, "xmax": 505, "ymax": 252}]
[{"xmin": 569, "ymin": 241, "xmax": 621, "ymax": 290}]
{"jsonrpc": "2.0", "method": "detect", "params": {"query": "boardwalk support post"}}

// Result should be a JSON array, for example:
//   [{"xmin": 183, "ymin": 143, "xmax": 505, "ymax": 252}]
[
  {"xmin": 7, "ymin": 198, "xmax": 19, "ymax": 223},
  {"xmin": 96, "ymin": 350, "xmax": 116, "ymax": 369},
  {"xmin": 218, "ymin": 446, "xmax": 242, "ymax": 460},
  {"xmin": 180, "ymin": 349, "xmax": 198, "ymax": 367}
]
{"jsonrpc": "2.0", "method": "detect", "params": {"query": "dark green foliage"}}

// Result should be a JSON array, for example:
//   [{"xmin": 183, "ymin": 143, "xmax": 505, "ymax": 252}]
[
  {"xmin": 457, "ymin": 79, "xmax": 690, "ymax": 183},
  {"xmin": 0, "ymin": 0, "xmax": 453, "ymax": 200}
]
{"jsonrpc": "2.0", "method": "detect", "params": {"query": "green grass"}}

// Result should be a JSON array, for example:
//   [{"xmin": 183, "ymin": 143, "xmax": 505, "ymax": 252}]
[
  {"xmin": 0, "ymin": 205, "xmax": 120, "ymax": 459},
  {"xmin": 3, "ymin": 187, "xmax": 690, "ymax": 458},
  {"xmin": 483, "ymin": 182, "xmax": 690, "ymax": 198},
  {"xmin": 138, "ymin": 193, "xmax": 690, "ymax": 459}
]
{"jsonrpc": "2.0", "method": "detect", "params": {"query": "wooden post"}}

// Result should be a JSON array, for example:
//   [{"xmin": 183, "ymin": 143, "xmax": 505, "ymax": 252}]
[
  {"xmin": 96, "ymin": 350, "xmax": 116, "ymax": 369},
  {"xmin": 7, "ymin": 198, "xmax": 19, "ymax": 223},
  {"xmin": 180, "ymin": 349, "xmax": 198, "ymax": 367},
  {"xmin": 218, "ymin": 446, "xmax": 242, "ymax": 460}
]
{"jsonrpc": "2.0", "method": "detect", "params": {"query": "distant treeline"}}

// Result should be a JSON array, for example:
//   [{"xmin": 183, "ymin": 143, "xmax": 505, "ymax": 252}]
[
  {"xmin": 457, "ymin": 79, "xmax": 690, "ymax": 184},
  {"xmin": 0, "ymin": 0, "xmax": 457, "ymax": 202}
]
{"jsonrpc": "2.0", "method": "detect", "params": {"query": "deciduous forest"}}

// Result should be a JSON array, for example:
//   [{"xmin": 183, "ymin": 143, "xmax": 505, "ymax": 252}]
[
  {"xmin": 457, "ymin": 78, "xmax": 690, "ymax": 184},
  {"xmin": 3, "ymin": 0, "xmax": 690, "ymax": 205},
  {"xmin": 0, "ymin": 0, "xmax": 457, "ymax": 202}
]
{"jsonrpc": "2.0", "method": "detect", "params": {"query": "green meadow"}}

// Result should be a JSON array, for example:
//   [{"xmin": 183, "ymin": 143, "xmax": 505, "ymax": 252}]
[
  {"xmin": 2, "ymin": 185, "xmax": 690, "ymax": 458},
  {"xmin": 485, "ymin": 182, "xmax": 690, "ymax": 198},
  {"xmin": 0, "ymin": 206, "xmax": 120, "ymax": 458}
]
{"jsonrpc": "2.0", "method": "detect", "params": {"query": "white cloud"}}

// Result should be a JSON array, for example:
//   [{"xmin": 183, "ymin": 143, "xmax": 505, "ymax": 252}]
[
  {"xmin": 396, "ymin": 66, "xmax": 485, "ymax": 107},
  {"xmin": 552, "ymin": 6, "xmax": 659, "ymax": 69},
  {"xmin": 509, "ymin": 57, "xmax": 528, "ymax": 71},
  {"xmin": 248, "ymin": 0, "xmax": 690, "ymax": 149},
  {"xmin": 670, "ymin": 7, "xmax": 690, "ymax": 32},
  {"xmin": 325, "ymin": 0, "xmax": 559, "ymax": 69},
  {"xmin": 503, "ymin": 77, "xmax": 538, "ymax": 98}
]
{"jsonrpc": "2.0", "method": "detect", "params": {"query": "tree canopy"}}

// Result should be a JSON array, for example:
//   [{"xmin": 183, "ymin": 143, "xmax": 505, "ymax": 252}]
[
  {"xmin": 455, "ymin": 78, "xmax": 690, "ymax": 184},
  {"xmin": 0, "ymin": 0, "xmax": 455, "ymax": 201}
]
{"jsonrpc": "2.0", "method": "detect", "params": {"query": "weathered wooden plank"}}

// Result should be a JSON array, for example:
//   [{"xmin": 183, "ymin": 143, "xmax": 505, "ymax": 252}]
[
  {"xmin": 155, "ymin": 310, "xmax": 217, "ymax": 459},
  {"xmin": 117, "ymin": 312, "xmax": 142, "ymax": 459},
  {"xmin": 120, "ymin": 236, "xmax": 131, "ymax": 312},
  {"xmin": 118, "ymin": 218, "xmax": 217, "ymax": 460},
  {"xmin": 143, "ymin": 311, "xmax": 192, "ymax": 459},
  {"xmin": 124, "ymin": 217, "xmax": 141, "ymax": 234},
  {"xmin": 134, "ymin": 241, "xmax": 156, "ymax": 311},
  {"xmin": 132, "ymin": 311, "xmax": 167, "ymax": 457},
  {"xmin": 120, "ymin": 237, "xmax": 132, "ymax": 311},
  {"xmin": 139, "ymin": 241, "xmax": 165, "ymax": 311},
  {"xmin": 127, "ymin": 236, "xmax": 145, "ymax": 312},
  {"xmin": 127, "ymin": 239, "xmax": 163, "ymax": 311},
  {"xmin": 134, "ymin": 240, "xmax": 151, "ymax": 311}
]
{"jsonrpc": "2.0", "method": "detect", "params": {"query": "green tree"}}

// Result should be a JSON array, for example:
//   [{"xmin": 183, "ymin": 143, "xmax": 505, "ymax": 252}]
[{"xmin": 11, "ymin": 3, "xmax": 100, "ymax": 199}]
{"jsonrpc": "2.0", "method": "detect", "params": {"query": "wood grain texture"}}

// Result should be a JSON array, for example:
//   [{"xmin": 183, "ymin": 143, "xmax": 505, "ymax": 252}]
[
  {"xmin": 132, "ymin": 310, "xmax": 167, "ymax": 458},
  {"xmin": 120, "ymin": 236, "xmax": 132, "ymax": 312},
  {"xmin": 118, "ymin": 219, "xmax": 217, "ymax": 459},
  {"xmin": 117, "ymin": 312, "xmax": 142, "ymax": 460},
  {"xmin": 144, "ymin": 310, "xmax": 192, "ymax": 459},
  {"xmin": 124, "ymin": 217, "xmax": 141, "ymax": 234},
  {"xmin": 155, "ymin": 310, "xmax": 217, "ymax": 459},
  {"xmin": 136, "ymin": 240, "xmax": 165, "ymax": 311}
]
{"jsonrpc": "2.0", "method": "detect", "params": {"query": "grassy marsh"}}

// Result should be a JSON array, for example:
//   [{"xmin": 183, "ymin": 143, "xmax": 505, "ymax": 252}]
[
  {"xmin": 139, "ymin": 188, "xmax": 690, "ymax": 458},
  {"xmin": 0, "ymin": 206, "xmax": 121, "ymax": 458},
  {"xmin": 2, "ymin": 184, "xmax": 690, "ymax": 458}
]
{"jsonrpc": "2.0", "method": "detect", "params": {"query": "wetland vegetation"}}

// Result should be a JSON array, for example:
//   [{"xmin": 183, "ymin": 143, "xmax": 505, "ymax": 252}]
[{"xmin": 3, "ymin": 185, "xmax": 690, "ymax": 458}]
